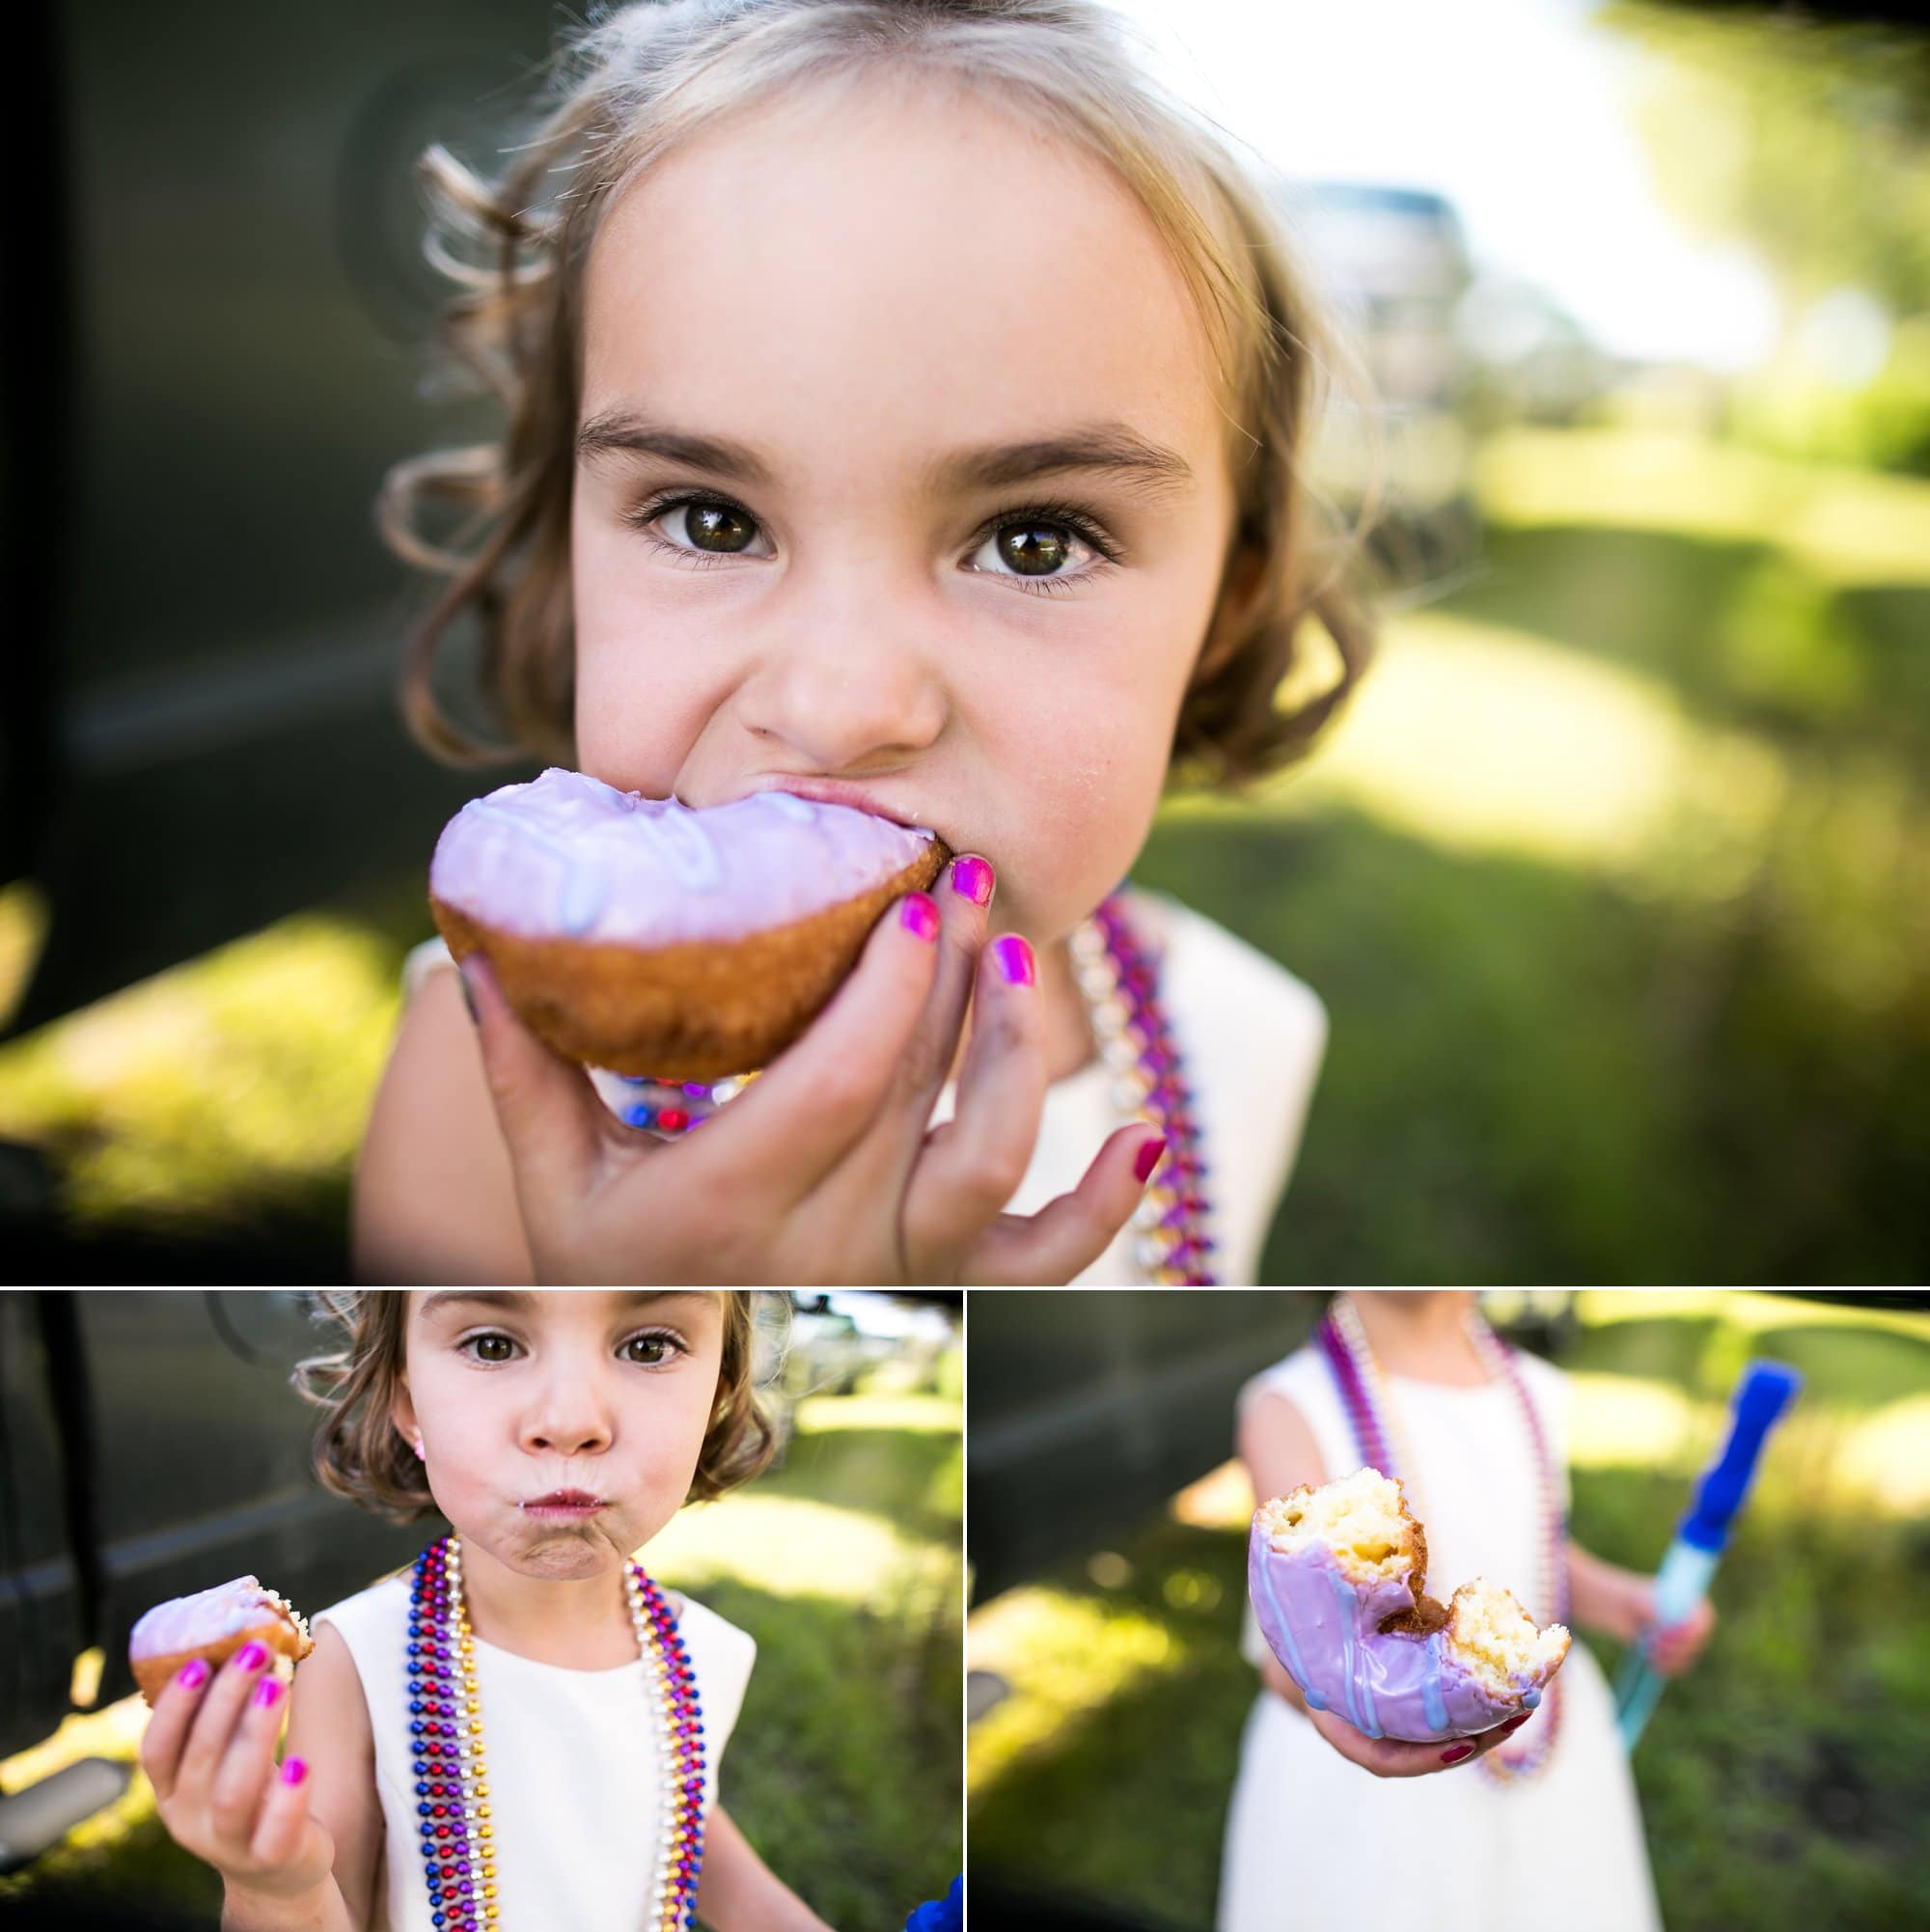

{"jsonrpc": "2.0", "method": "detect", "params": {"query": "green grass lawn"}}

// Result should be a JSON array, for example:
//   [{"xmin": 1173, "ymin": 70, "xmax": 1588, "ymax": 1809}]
[
  {"xmin": 967, "ymin": 1297, "xmax": 1930, "ymax": 1932},
  {"xmin": 0, "ymin": 1392, "xmax": 961, "ymax": 1932}
]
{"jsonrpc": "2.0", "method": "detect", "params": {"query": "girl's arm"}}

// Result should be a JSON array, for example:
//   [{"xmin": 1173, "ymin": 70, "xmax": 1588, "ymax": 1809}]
[
  {"xmin": 696, "ymin": 1804, "xmax": 837, "ymax": 1932},
  {"xmin": 1566, "ymin": 1537, "xmax": 1716, "ymax": 1674},
  {"xmin": 354, "ymin": 966, "xmax": 536, "ymax": 1283}
]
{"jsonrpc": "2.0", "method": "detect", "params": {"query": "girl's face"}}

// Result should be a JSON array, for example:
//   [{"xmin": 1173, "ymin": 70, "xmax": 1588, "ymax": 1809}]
[
  {"xmin": 570, "ymin": 76, "xmax": 1252, "ymax": 950},
  {"xmin": 393, "ymin": 1290, "xmax": 726, "ymax": 1579}
]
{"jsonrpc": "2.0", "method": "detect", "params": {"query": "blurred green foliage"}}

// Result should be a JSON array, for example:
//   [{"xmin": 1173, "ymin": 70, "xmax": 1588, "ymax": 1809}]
[{"xmin": 968, "ymin": 1305, "xmax": 1930, "ymax": 1932}]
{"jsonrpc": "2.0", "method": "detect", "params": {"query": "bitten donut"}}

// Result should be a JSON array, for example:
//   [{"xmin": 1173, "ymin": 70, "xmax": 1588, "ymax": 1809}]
[
  {"xmin": 128, "ymin": 1575, "xmax": 315, "ymax": 1707},
  {"xmin": 429, "ymin": 768, "xmax": 952, "ymax": 1081},
  {"xmin": 1248, "ymin": 1465, "xmax": 1570, "ymax": 1742}
]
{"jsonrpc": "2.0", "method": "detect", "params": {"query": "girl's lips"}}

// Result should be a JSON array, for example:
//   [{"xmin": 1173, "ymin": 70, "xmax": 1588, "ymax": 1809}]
[{"xmin": 522, "ymin": 1490, "xmax": 607, "ymax": 1517}]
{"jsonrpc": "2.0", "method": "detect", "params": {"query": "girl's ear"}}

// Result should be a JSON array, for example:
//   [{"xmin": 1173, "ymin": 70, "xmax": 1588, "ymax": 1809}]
[
  {"xmin": 390, "ymin": 1375, "xmax": 420, "ymax": 1454},
  {"xmin": 1194, "ymin": 538, "xmax": 1268, "ymax": 683}
]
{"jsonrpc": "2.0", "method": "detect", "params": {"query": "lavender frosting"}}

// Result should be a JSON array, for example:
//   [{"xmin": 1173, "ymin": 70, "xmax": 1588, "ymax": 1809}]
[
  {"xmin": 1247, "ymin": 1517, "xmax": 1543, "ymax": 1742},
  {"xmin": 429, "ymin": 768, "xmax": 940, "ymax": 947},
  {"xmin": 130, "ymin": 1576, "xmax": 307, "ymax": 1659}
]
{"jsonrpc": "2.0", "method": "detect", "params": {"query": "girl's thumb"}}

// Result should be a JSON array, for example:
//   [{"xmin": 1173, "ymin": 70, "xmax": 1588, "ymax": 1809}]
[{"xmin": 456, "ymin": 951, "xmax": 601, "ymax": 1197}]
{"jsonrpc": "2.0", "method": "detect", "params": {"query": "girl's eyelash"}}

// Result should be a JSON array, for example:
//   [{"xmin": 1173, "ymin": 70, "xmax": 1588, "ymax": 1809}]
[
  {"xmin": 455, "ymin": 1328, "xmax": 689, "ymax": 1365},
  {"xmin": 621, "ymin": 489, "xmax": 1123, "ymax": 596}
]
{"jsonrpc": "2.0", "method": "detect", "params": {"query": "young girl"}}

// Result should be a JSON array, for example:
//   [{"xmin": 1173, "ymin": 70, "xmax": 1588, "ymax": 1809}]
[
  {"xmin": 1220, "ymin": 1291, "xmax": 1716, "ymax": 1932},
  {"xmin": 352, "ymin": 0, "xmax": 1382, "ymax": 1286},
  {"xmin": 139, "ymin": 1289, "xmax": 841, "ymax": 1932}
]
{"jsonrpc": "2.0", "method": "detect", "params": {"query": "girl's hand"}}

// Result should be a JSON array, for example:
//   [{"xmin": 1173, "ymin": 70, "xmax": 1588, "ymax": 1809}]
[
  {"xmin": 1631, "ymin": 1581, "xmax": 1717, "ymax": 1675},
  {"xmin": 1261, "ymin": 1652, "xmax": 1534, "ymax": 1778},
  {"xmin": 141, "ymin": 1648, "xmax": 334, "ymax": 1900},
  {"xmin": 1309, "ymin": 1700, "xmax": 1538, "ymax": 1779},
  {"xmin": 460, "ymin": 855, "xmax": 1167, "ymax": 1284}
]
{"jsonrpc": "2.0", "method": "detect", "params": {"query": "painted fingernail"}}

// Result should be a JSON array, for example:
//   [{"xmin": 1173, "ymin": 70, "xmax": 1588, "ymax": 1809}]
[
  {"xmin": 178, "ymin": 1659, "xmax": 209, "ymax": 1690},
  {"xmin": 988, "ymin": 934, "xmax": 1035, "ymax": 986},
  {"xmin": 457, "ymin": 958, "xmax": 480, "ymax": 1026},
  {"xmin": 254, "ymin": 1678, "xmax": 284, "ymax": 1710},
  {"xmin": 899, "ymin": 892, "xmax": 940, "ymax": 942},
  {"xmin": 1502, "ymin": 1711, "xmax": 1531, "ymax": 1733},
  {"xmin": 1134, "ymin": 1136, "xmax": 1169, "ymax": 1184},
  {"xmin": 235, "ymin": 1642, "xmax": 269, "ymax": 1672},
  {"xmin": 281, "ymin": 1757, "xmax": 308, "ymax": 1786},
  {"xmin": 1440, "ymin": 1743, "xmax": 1475, "ymax": 1763},
  {"xmin": 949, "ymin": 855, "xmax": 995, "ymax": 906}
]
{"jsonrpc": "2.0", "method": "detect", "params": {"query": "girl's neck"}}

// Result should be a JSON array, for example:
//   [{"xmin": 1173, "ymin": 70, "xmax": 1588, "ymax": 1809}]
[
  {"xmin": 1343, "ymin": 1291, "xmax": 1488, "ymax": 1388},
  {"xmin": 450, "ymin": 1534, "xmax": 643, "ymax": 1670}
]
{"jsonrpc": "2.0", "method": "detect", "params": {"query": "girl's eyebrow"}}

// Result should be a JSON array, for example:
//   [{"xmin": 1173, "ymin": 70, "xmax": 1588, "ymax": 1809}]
[
  {"xmin": 575, "ymin": 409, "xmax": 1195, "ymax": 506},
  {"xmin": 416, "ymin": 1290, "xmax": 708, "ymax": 1323}
]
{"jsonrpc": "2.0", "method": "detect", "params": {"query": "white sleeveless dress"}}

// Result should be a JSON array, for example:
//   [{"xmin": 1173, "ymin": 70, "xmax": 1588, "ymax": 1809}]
[
  {"xmin": 315, "ymin": 1572, "xmax": 756, "ymax": 1932},
  {"xmin": 405, "ymin": 885, "xmax": 1328, "ymax": 1284},
  {"xmin": 1219, "ymin": 1345, "xmax": 1666, "ymax": 1932}
]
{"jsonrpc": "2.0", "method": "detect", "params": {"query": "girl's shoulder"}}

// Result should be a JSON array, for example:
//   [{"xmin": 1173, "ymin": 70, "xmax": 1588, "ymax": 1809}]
[{"xmin": 672, "ymin": 1590, "xmax": 758, "ymax": 1684}]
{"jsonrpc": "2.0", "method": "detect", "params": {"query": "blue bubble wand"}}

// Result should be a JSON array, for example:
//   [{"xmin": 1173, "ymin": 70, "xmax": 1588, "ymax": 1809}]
[{"xmin": 1613, "ymin": 1358, "xmax": 1802, "ymax": 1751}]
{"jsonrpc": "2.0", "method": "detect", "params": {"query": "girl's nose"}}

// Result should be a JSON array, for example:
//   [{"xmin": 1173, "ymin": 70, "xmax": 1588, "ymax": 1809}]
[
  {"xmin": 740, "ymin": 575, "xmax": 947, "ymax": 771},
  {"xmin": 520, "ymin": 1379, "xmax": 615, "ymax": 1457}
]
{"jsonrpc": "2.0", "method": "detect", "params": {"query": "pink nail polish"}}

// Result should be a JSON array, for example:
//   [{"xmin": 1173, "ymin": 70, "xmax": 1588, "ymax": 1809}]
[
  {"xmin": 178, "ymin": 1659, "xmax": 209, "ymax": 1690},
  {"xmin": 988, "ymin": 934, "xmax": 1034, "ymax": 986},
  {"xmin": 254, "ymin": 1677, "xmax": 285, "ymax": 1710},
  {"xmin": 949, "ymin": 855, "xmax": 995, "ymax": 906},
  {"xmin": 281, "ymin": 1757, "xmax": 308, "ymax": 1786},
  {"xmin": 899, "ymin": 893, "xmax": 940, "ymax": 942},
  {"xmin": 1134, "ymin": 1137, "xmax": 1169, "ymax": 1184},
  {"xmin": 235, "ymin": 1642, "xmax": 269, "ymax": 1672},
  {"xmin": 1440, "ymin": 1743, "xmax": 1475, "ymax": 1764}
]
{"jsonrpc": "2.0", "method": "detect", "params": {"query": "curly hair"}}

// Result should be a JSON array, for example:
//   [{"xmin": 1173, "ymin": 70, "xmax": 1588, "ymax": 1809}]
[
  {"xmin": 378, "ymin": 0, "xmax": 1385, "ymax": 796},
  {"xmin": 292, "ymin": 1289, "xmax": 780, "ymax": 1523}
]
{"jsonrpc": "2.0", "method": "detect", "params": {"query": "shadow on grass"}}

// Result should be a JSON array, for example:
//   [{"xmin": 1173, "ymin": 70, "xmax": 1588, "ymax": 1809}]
[{"xmin": 1133, "ymin": 809, "xmax": 1930, "ymax": 1285}]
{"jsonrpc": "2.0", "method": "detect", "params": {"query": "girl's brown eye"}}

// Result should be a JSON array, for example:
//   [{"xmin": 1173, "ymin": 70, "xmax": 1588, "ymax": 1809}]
[
  {"xmin": 474, "ymin": 1334, "xmax": 514, "ymax": 1363},
  {"xmin": 678, "ymin": 504, "xmax": 757, "ymax": 553},
  {"xmin": 623, "ymin": 1335, "xmax": 670, "ymax": 1365},
  {"xmin": 996, "ymin": 524, "xmax": 1071, "ymax": 576}
]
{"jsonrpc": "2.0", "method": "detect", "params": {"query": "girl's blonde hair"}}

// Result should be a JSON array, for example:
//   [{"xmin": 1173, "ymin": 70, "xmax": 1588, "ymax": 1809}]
[
  {"xmin": 292, "ymin": 1290, "xmax": 779, "ymax": 1523},
  {"xmin": 378, "ymin": 0, "xmax": 1384, "ymax": 794}
]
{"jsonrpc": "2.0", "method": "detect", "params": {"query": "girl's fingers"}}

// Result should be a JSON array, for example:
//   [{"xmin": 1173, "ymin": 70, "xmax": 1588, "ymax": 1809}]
[
  {"xmin": 901, "ymin": 930, "xmax": 1053, "ymax": 1270},
  {"xmin": 458, "ymin": 952, "xmax": 605, "ymax": 1202},
  {"xmin": 140, "ymin": 1660, "xmax": 214, "ymax": 1802},
  {"xmin": 959, "ymin": 1123, "xmax": 1168, "ymax": 1285},
  {"xmin": 207, "ymin": 1676, "xmax": 290, "ymax": 1849},
  {"xmin": 173, "ymin": 1644, "xmax": 276, "ymax": 1804},
  {"xmin": 887, "ymin": 855, "xmax": 995, "ymax": 1121},
  {"xmin": 683, "ymin": 891, "xmax": 945, "ymax": 1202},
  {"xmin": 249, "ymin": 1757, "xmax": 315, "ymax": 1868}
]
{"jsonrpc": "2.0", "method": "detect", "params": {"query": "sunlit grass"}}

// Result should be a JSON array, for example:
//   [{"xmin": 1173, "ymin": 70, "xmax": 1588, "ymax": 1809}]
[
  {"xmin": 1475, "ymin": 426, "xmax": 1930, "ymax": 587},
  {"xmin": 792, "ymin": 1393, "xmax": 960, "ymax": 1434},
  {"xmin": 966, "ymin": 1585, "xmax": 1189, "ymax": 1792},
  {"xmin": 0, "ymin": 911, "xmax": 401, "ymax": 1226}
]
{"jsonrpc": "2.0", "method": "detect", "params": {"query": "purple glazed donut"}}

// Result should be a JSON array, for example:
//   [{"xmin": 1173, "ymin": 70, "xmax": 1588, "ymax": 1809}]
[
  {"xmin": 1248, "ymin": 1466, "xmax": 1570, "ymax": 1742},
  {"xmin": 428, "ymin": 768, "xmax": 951, "ymax": 1081}
]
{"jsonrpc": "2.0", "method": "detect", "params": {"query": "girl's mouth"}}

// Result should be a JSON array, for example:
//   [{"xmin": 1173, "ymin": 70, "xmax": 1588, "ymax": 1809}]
[{"xmin": 521, "ymin": 1489, "xmax": 608, "ymax": 1520}]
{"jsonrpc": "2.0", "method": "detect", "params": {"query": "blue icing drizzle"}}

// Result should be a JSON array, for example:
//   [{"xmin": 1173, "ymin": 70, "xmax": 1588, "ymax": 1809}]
[
  {"xmin": 642, "ymin": 804, "xmax": 727, "ymax": 891},
  {"xmin": 1327, "ymin": 1566, "xmax": 1382, "ymax": 1738},
  {"xmin": 1523, "ymin": 1686, "xmax": 1542, "ymax": 1709},
  {"xmin": 1254, "ymin": 1550, "xmax": 1327, "ymax": 1712},
  {"xmin": 467, "ymin": 800, "xmax": 608, "ymax": 937},
  {"xmin": 1420, "ymin": 1631, "xmax": 1448, "ymax": 1733}
]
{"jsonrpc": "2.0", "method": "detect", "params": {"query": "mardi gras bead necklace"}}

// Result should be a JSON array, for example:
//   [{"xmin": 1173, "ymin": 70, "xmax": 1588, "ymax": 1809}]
[
  {"xmin": 405, "ymin": 1534, "xmax": 705, "ymax": 1932},
  {"xmin": 1316, "ymin": 1293, "xmax": 1570, "ymax": 1784},
  {"xmin": 613, "ymin": 884, "xmax": 1218, "ymax": 1284}
]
